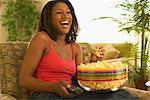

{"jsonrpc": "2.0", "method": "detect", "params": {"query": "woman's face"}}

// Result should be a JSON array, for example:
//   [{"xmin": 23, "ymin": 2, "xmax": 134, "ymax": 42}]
[{"xmin": 51, "ymin": 2, "xmax": 72, "ymax": 35}]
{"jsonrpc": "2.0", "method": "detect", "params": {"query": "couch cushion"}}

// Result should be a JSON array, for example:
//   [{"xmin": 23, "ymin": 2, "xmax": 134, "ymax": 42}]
[
  {"xmin": 0, "ymin": 94, "xmax": 17, "ymax": 100},
  {"xmin": 0, "ymin": 42, "xmax": 29, "ymax": 100},
  {"xmin": 78, "ymin": 42, "xmax": 93, "ymax": 63},
  {"xmin": 122, "ymin": 87, "xmax": 150, "ymax": 100},
  {"xmin": 103, "ymin": 45, "xmax": 120, "ymax": 60},
  {"xmin": 0, "ymin": 72, "xmax": 1, "ymax": 94}
]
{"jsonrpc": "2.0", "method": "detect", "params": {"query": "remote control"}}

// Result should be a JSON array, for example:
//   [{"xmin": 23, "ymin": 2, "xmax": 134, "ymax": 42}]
[{"xmin": 66, "ymin": 86, "xmax": 83, "ymax": 94}]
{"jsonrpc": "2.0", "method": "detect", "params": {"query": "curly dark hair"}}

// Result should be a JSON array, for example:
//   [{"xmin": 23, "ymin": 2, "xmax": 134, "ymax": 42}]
[{"xmin": 38, "ymin": 0, "xmax": 78, "ymax": 44}]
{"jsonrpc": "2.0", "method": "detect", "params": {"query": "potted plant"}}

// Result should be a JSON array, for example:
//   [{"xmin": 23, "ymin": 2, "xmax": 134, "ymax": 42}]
[
  {"xmin": 2, "ymin": 0, "xmax": 39, "ymax": 42},
  {"xmin": 94, "ymin": 0, "xmax": 150, "ymax": 90}
]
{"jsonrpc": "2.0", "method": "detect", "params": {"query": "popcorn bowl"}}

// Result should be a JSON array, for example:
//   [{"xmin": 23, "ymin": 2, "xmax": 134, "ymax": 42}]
[{"xmin": 77, "ymin": 61, "xmax": 128, "ymax": 91}]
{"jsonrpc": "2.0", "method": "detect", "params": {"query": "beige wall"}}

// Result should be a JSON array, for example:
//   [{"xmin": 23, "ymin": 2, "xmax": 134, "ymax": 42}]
[
  {"xmin": 0, "ymin": 0, "xmax": 8, "ymax": 42},
  {"xmin": 0, "ymin": 0, "xmax": 48, "ymax": 42}
]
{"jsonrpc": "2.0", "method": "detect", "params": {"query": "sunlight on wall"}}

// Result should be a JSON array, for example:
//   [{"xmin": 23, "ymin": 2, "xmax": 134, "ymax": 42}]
[
  {"xmin": 0, "ymin": 1, "xmax": 8, "ymax": 42},
  {"xmin": 70, "ymin": 0, "xmax": 136, "ymax": 43},
  {"xmin": 77, "ymin": 20, "xmax": 135, "ymax": 43}
]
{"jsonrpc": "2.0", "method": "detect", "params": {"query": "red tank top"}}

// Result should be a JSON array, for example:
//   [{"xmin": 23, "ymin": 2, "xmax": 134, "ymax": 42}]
[{"xmin": 34, "ymin": 44, "xmax": 76, "ymax": 85}]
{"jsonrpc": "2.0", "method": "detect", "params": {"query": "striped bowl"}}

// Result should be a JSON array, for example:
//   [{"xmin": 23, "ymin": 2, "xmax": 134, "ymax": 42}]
[{"xmin": 77, "ymin": 63, "xmax": 128, "ymax": 91}]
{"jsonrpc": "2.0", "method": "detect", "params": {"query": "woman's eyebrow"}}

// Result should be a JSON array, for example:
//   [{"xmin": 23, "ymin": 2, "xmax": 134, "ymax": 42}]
[{"xmin": 55, "ymin": 8, "xmax": 70, "ymax": 11}]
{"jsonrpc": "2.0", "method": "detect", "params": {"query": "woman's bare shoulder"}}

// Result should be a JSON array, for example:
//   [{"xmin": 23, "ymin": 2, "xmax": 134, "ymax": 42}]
[
  {"xmin": 32, "ymin": 31, "xmax": 50, "ymax": 42},
  {"xmin": 72, "ymin": 43, "xmax": 81, "ymax": 53},
  {"xmin": 27, "ymin": 31, "xmax": 50, "ymax": 49},
  {"xmin": 73, "ymin": 43, "xmax": 81, "ymax": 49}
]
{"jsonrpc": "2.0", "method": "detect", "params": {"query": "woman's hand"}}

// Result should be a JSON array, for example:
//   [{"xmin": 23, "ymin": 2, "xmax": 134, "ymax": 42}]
[
  {"xmin": 96, "ymin": 46, "xmax": 105, "ymax": 61},
  {"xmin": 90, "ymin": 46, "xmax": 105, "ymax": 62},
  {"xmin": 52, "ymin": 80, "xmax": 76, "ymax": 98}
]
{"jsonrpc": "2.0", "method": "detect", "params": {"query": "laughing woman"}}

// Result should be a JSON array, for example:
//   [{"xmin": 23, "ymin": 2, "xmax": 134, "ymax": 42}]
[
  {"xmin": 19, "ymin": 0, "xmax": 135, "ymax": 100},
  {"xmin": 19, "ymin": 0, "xmax": 80, "ymax": 99}
]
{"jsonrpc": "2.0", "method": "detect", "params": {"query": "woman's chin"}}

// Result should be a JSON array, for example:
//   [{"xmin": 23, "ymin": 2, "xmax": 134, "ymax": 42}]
[{"xmin": 60, "ymin": 30, "xmax": 70, "ymax": 35}]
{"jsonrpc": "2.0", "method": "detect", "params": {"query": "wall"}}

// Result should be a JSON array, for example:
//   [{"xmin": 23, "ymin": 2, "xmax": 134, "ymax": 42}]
[
  {"xmin": 0, "ymin": 0, "xmax": 8, "ymax": 42},
  {"xmin": 0, "ymin": 0, "xmax": 48, "ymax": 42}
]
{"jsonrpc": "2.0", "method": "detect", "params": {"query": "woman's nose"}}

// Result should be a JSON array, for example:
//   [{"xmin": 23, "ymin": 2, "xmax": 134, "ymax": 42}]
[{"xmin": 62, "ymin": 12, "xmax": 68, "ymax": 19}]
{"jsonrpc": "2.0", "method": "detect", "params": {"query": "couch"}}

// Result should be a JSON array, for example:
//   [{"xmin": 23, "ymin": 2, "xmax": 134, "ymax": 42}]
[{"xmin": 0, "ymin": 42, "xmax": 150, "ymax": 100}]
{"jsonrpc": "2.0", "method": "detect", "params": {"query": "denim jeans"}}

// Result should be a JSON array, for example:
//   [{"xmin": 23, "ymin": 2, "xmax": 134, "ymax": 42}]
[
  {"xmin": 28, "ymin": 92, "xmax": 63, "ymax": 100},
  {"xmin": 28, "ymin": 89, "xmax": 136, "ymax": 100}
]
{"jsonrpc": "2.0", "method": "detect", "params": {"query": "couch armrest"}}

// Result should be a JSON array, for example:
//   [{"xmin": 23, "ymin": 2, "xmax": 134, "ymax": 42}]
[
  {"xmin": 0, "ymin": 94, "xmax": 17, "ymax": 100},
  {"xmin": 122, "ymin": 87, "xmax": 150, "ymax": 100},
  {"xmin": 103, "ymin": 58, "xmax": 126, "ymax": 62},
  {"xmin": 0, "ymin": 67, "xmax": 2, "ymax": 94}
]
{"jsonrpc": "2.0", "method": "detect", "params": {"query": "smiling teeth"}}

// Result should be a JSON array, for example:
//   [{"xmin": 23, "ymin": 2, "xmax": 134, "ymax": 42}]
[{"xmin": 61, "ymin": 21, "xmax": 69, "ymax": 24}]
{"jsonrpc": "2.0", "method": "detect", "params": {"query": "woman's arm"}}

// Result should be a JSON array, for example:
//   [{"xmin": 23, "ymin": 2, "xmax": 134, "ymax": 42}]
[
  {"xmin": 71, "ymin": 43, "xmax": 82, "ymax": 86},
  {"xmin": 74, "ymin": 43, "xmax": 82, "ymax": 66},
  {"xmin": 90, "ymin": 46, "xmax": 105, "ymax": 62},
  {"xmin": 19, "ymin": 32, "xmax": 54, "ymax": 92}
]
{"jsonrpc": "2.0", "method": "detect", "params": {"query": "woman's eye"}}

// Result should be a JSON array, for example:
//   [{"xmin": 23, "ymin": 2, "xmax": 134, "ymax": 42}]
[
  {"xmin": 56, "ymin": 11, "xmax": 62, "ymax": 14},
  {"xmin": 67, "ymin": 11, "xmax": 71, "ymax": 13},
  {"xmin": 55, "ymin": 10, "xmax": 71, "ymax": 15},
  {"xmin": 67, "ymin": 11, "xmax": 71, "ymax": 14}
]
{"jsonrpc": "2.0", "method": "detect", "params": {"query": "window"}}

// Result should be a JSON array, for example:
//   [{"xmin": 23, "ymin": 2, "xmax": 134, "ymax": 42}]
[{"xmin": 70, "ymin": 0, "xmax": 135, "ymax": 43}]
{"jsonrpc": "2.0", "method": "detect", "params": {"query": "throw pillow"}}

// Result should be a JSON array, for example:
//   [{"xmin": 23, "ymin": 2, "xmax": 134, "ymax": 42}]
[{"xmin": 103, "ymin": 45, "xmax": 120, "ymax": 60}]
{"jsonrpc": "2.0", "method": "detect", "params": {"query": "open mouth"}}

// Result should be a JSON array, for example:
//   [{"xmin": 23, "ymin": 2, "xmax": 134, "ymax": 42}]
[{"xmin": 61, "ymin": 21, "xmax": 69, "ymax": 27}]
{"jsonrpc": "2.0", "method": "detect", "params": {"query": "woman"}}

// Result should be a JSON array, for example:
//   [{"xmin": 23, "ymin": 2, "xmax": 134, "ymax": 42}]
[
  {"xmin": 19, "ymin": 0, "xmax": 135, "ymax": 100},
  {"xmin": 19, "ymin": 0, "xmax": 81, "ymax": 99}
]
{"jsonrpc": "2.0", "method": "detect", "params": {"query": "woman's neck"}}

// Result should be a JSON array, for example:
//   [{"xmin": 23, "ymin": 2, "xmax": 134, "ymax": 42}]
[{"xmin": 56, "ymin": 35, "xmax": 66, "ymax": 45}]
